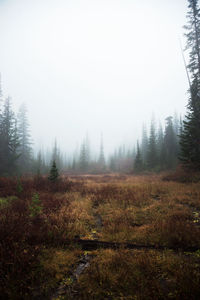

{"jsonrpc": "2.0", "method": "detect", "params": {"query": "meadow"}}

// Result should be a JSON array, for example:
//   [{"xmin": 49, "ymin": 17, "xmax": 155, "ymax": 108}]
[{"xmin": 0, "ymin": 173, "xmax": 200, "ymax": 299}]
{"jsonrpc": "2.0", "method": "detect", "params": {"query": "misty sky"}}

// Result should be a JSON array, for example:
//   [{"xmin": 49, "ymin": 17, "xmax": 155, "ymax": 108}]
[{"xmin": 0, "ymin": 0, "xmax": 189, "ymax": 156}]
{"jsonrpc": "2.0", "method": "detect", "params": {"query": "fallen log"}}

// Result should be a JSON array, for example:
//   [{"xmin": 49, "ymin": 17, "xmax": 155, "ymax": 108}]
[
  {"xmin": 66, "ymin": 238, "xmax": 200, "ymax": 252},
  {"xmin": 27, "ymin": 236, "xmax": 200, "ymax": 252}
]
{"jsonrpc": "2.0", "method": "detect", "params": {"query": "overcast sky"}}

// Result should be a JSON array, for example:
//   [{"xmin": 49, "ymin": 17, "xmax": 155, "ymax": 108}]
[{"xmin": 0, "ymin": 0, "xmax": 189, "ymax": 156}]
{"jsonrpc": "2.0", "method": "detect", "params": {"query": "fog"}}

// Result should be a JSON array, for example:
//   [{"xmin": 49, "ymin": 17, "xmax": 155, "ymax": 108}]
[{"xmin": 0, "ymin": 0, "xmax": 188, "ymax": 155}]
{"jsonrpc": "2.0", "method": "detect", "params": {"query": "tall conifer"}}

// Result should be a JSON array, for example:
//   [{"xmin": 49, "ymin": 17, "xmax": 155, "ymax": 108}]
[
  {"xmin": 134, "ymin": 142, "xmax": 143, "ymax": 173},
  {"xmin": 0, "ymin": 97, "xmax": 19, "ymax": 175},
  {"xmin": 179, "ymin": 0, "xmax": 200, "ymax": 169},
  {"xmin": 17, "ymin": 103, "xmax": 32, "ymax": 173},
  {"xmin": 147, "ymin": 118, "xmax": 158, "ymax": 170}
]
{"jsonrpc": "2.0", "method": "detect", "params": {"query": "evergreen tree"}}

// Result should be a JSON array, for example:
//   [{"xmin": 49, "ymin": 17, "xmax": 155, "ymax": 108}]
[
  {"xmin": 71, "ymin": 146, "xmax": 79, "ymax": 172},
  {"xmin": 157, "ymin": 122, "xmax": 166, "ymax": 169},
  {"xmin": 85, "ymin": 134, "xmax": 90, "ymax": 165},
  {"xmin": 173, "ymin": 112, "xmax": 181, "ymax": 156},
  {"xmin": 72, "ymin": 156, "xmax": 77, "ymax": 172},
  {"xmin": 98, "ymin": 134, "xmax": 106, "ymax": 171},
  {"xmin": 0, "ymin": 74, "xmax": 3, "ymax": 124},
  {"xmin": 147, "ymin": 118, "xmax": 158, "ymax": 170},
  {"xmin": 11, "ymin": 118, "xmax": 20, "ymax": 171},
  {"xmin": 141, "ymin": 124, "xmax": 148, "ymax": 165},
  {"xmin": 0, "ymin": 97, "xmax": 19, "ymax": 175},
  {"xmin": 35, "ymin": 150, "xmax": 43, "ymax": 176},
  {"xmin": 0, "ymin": 76, "xmax": 4, "ymax": 168},
  {"xmin": 173, "ymin": 112, "xmax": 180, "ymax": 136},
  {"xmin": 164, "ymin": 116, "xmax": 178, "ymax": 169},
  {"xmin": 179, "ymin": 0, "xmax": 200, "ymax": 169},
  {"xmin": 134, "ymin": 142, "xmax": 143, "ymax": 173},
  {"xmin": 109, "ymin": 154, "xmax": 117, "ymax": 172},
  {"xmin": 51, "ymin": 139, "xmax": 62, "ymax": 170},
  {"xmin": 79, "ymin": 141, "xmax": 88, "ymax": 172},
  {"xmin": 179, "ymin": 116, "xmax": 184, "ymax": 136},
  {"xmin": 48, "ymin": 160, "xmax": 59, "ymax": 181},
  {"xmin": 17, "ymin": 103, "xmax": 32, "ymax": 173}
]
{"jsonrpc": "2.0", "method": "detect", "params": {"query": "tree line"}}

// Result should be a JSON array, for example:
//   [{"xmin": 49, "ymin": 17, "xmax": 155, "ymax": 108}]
[
  {"xmin": 32, "ymin": 116, "xmax": 182, "ymax": 175},
  {"xmin": 109, "ymin": 115, "xmax": 182, "ymax": 174},
  {"xmin": 0, "ymin": 87, "xmax": 183, "ymax": 176},
  {"xmin": 0, "ymin": 0, "xmax": 199, "ymax": 176},
  {"xmin": 0, "ymin": 84, "xmax": 32, "ymax": 176}
]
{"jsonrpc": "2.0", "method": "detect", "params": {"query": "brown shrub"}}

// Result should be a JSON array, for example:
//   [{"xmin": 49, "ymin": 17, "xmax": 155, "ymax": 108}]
[
  {"xmin": 163, "ymin": 166, "xmax": 200, "ymax": 183},
  {"xmin": 146, "ymin": 212, "xmax": 200, "ymax": 248},
  {"xmin": 77, "ymin": 249, "xmax": 200, "ymax": 300},
  {"xmin": 0, "ymin": 176, "xmax": 74, "ymax": 199}
]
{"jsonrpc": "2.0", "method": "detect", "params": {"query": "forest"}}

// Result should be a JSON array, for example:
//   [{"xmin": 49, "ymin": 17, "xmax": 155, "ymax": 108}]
[
  {"xmin": 1, "ymin": 0, "xmax": 200, "ymax": 299},
  {"xmin": 0, "ymin": 85, "xmax": 183, "ymax": 176}
]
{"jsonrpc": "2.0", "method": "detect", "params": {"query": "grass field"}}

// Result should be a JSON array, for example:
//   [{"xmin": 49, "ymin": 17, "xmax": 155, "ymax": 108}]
[{"xmin": 0, "ymin": 174, "xmax": 200, "ymax": 299}]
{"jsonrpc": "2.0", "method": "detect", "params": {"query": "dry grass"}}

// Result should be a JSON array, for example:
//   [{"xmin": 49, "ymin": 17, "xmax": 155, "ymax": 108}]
[
  {"xmin": 47, "ymin": 192, "xmax": 95, "ymax": 240},
  {"xmin": 35, "ymin": 247, "xmax": 81, "ymax": 297},
  {"xmin": 1, "ymin": 174, "xmax": 200, "ymax": 298},
  {"xmin": 77, "ymin": 249, "xmax": 200, "ymax": 300}
]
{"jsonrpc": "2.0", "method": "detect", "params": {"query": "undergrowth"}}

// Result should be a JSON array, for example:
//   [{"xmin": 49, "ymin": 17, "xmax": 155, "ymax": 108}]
[{"xmin": 0, "ymin": 174, "xmax": 200, "ymax": 298}]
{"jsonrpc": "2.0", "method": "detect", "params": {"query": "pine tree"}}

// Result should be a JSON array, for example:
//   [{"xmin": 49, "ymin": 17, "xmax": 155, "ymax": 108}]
[
  {"xmin": 173, "ymin": 112, "xmax": 180, "ymax": 136},
  {"xmin": 79, "ymin": 135, "xmax": 91, "ymax": 172},
  {"xmin": 147, "ymin": 118, "xmax": 158, "ymax": 170},
  {"xmin": 85, "ymin": 134, "xmax": 90, "ymax": 165},
  {"xmin": 141, "ymin": 124, "xmax": 148, "ymax": 165},
  {"xmin": 51, "ymin": 139, "xmax": 62, "ymax": 171},
  {"xmin": 79, "ymin": 141, "xmax": 88, "ymax": 172},
  {"xmin": 48, "ymin": 160, "xmax": 59, "ymax": 181},
  {"xmin": 98, "ymin": 134, "xmax": 106, "ymax": 171},
  {"xmin": 164, "ymin": 116, "xmax": 178, "ymax": 169},
  {"xmin": 173, "ymin": 112, "xmax": 181, "ymax": 157},
  {"xmin": 157, "ymin": 123, "xmax": 166, "ymax": 170},
  {"xmin": 0, "ymin": 76, "xmax": 4, "ymax": 168},
  {"xmin": 0, "ymin": 97, "xmax": 19, "ymax": 175},
  {"xmin": 10, "ymin": 118, "xmax": 20, "ymax": 171},
  {"xmin": 109, "ymin": 154, "xmax": 117, "ymax": 172},
  {"xmin": 0, "ymin": 74, "xmax": 3, "ymax": 125},
  {"xmin": 179, "ymin": 0, "xmax": 200, "ymax": 170},
  {"xmin": 35, "ymin": 150, "xmax": 43, "ymax": 176},
  {"xmin": 72, "ymin": 156, "xmax": 77, "ymax": 172},
  {"xmin": 17, "ymin": 103, "xmax": 32, "ymax": 173},
  {"xmin": 134, "ymin": 142, "xmax": 143, "ymax": 173},
  {"xmin": 179, "ymin": 116, "xmax": 184, "ymax": 136}
]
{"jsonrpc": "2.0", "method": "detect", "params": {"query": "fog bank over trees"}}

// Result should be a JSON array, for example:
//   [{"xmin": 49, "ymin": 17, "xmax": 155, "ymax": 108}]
[
  {"xmin": 0, "ymin": 80, "xmax": 182, "ymax": 175},
  {"xmin": 0, "ymin": 0, "xmax": 188, "ymax": 154}
]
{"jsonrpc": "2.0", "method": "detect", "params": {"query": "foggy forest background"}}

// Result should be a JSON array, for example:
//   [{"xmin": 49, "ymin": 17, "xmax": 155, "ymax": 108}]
[
  {"xmin": 0, "ymin": 0, "xmax": 199, "ymax": 177},
  {"xmin": 0, "ymin": 87, "xmax": 182, "ymax": 176}
]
